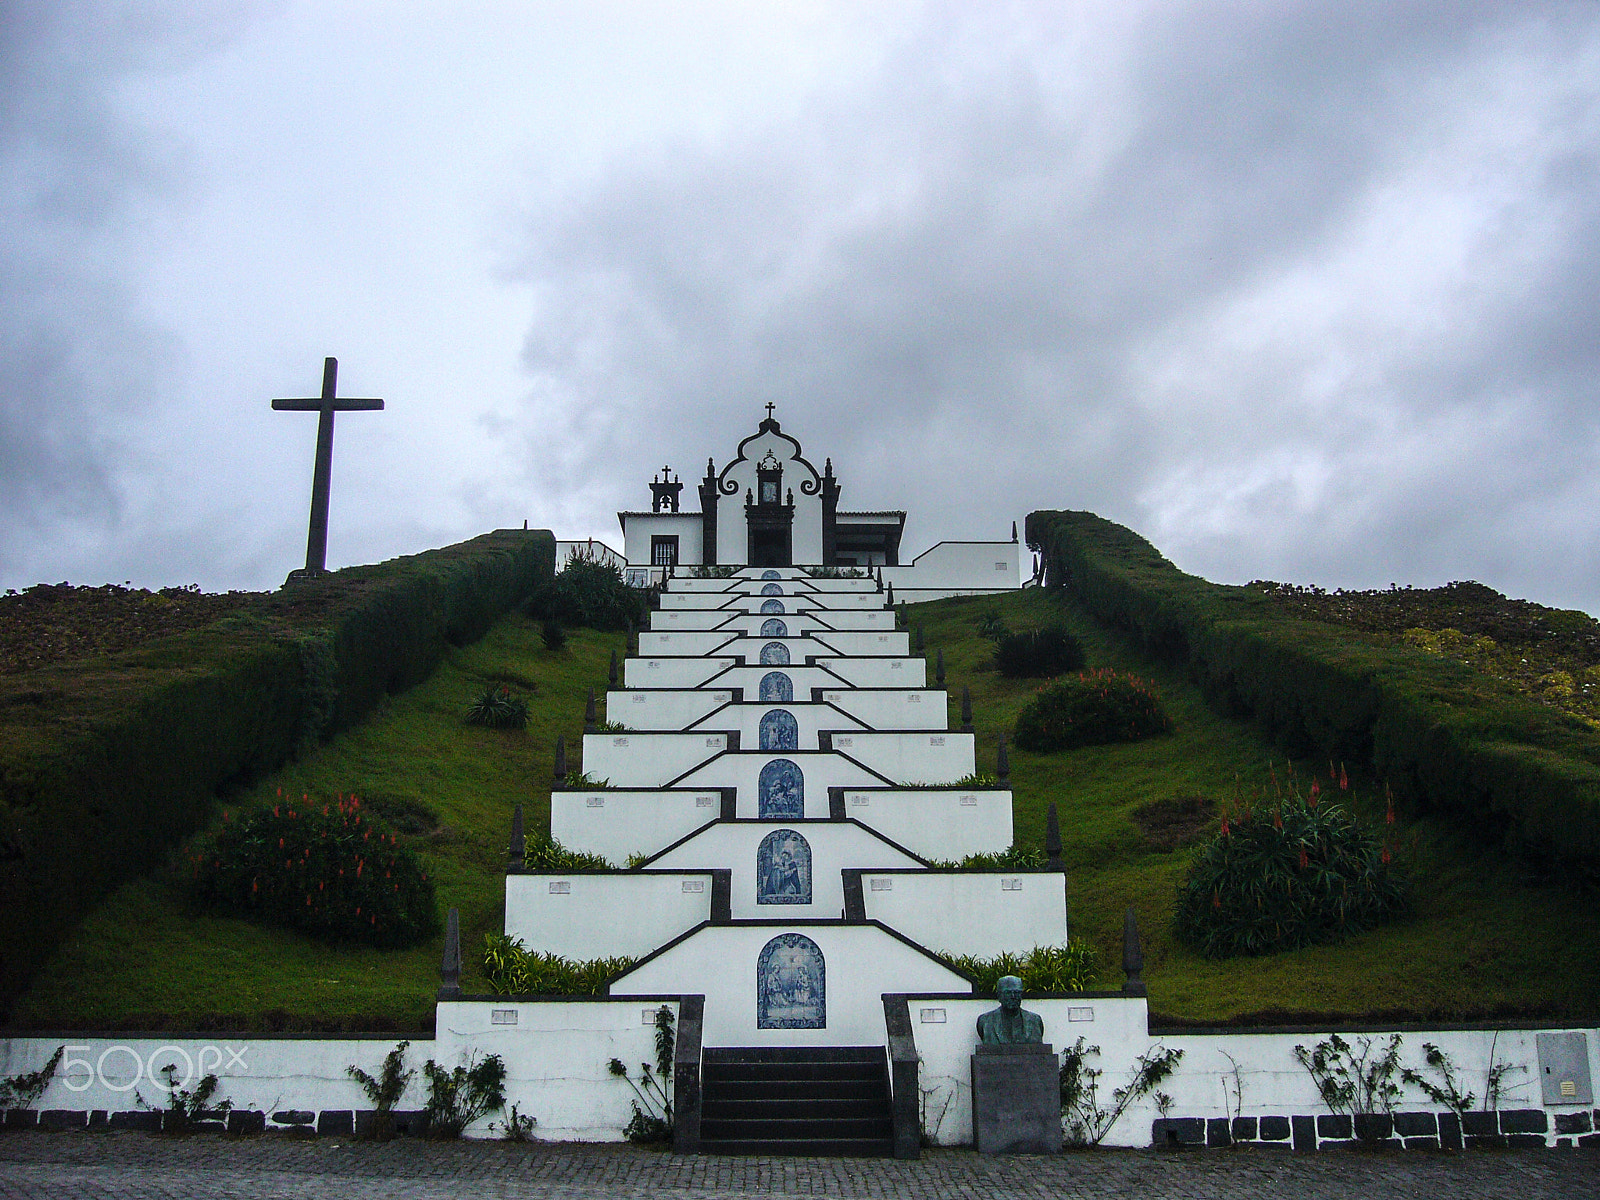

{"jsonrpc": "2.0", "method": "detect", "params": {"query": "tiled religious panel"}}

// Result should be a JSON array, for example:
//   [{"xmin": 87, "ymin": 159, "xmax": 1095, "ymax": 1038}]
[
  {"xmin": 761, "ymin": 583, "xmax": 784, "ymax": 596},
  {"xmin": 756, "ymin": 828, "xmax": 812, "ymax": 905},
  {"xmin": 759, "ymin": 708, "xmax": 799, "ymax": 751},
  {"xmin": 758, "ymin": 671, "xmax": 794, "ymax": 702},
  {"xmin": 757, "ymin": 932, "xmax": 825, "ymax": 1029},
  {"xmin": 760, "ymin": 618, "xmax": 787, "ymax": 637},
  {"xmin": 760, "ymin": 599, "xmax": 786, "ymax": 614},
  {"xmin": 758, "ymin": 758, "xmax": 804, "ymax": 818},
  {"xmin": 759, "ymin": 641, "xmax": 790, "ymax": 665}
]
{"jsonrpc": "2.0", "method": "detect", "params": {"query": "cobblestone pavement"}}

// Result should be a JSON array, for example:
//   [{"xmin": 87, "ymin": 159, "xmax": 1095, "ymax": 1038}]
[{"xmin": 1, "ymin": 1132, "xmax": 1596, "ymax": 1200}]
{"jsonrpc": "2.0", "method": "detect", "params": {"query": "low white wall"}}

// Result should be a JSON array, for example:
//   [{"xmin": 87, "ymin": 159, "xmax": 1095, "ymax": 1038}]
[
  {"xmin": 614, "ymin": 926, "xmax": 968, "ymax": 1046},
  {"xmin": 550, "ymin": 789, "xmax": 720, "ymax": 861},
  {"xmin": 606, "ymin": 689, "xmax": 734, "ymax": 730},
  {"xmin": 808, "ymin": 610, "xmax": 894, "ymax": 632},
  {"xmin": 648, "ymin": 821, "xmax": 923, "ymax": 918},
  {"xmin": 809, "ymin": 630, "xmax": 911, "ymax": 657},
  {"xmin": 434, "ymin": 999, "xmax": 678, "ymax": 1141},
  {"xmin": 505, "ymin": 871, "xmax": 715, "ymax": 958},
  {"xmin": 905, "ymin": 995, "xmax": 1149, "ymax": 1147},
  {"xmin": 861, "ymin": 871, "xmax": 1066, "ymax": 957},
  {"xmin": 638, "ymin": 631, "xmax": 739, "ymax": 657},
  {"xmin": 675, "ymin": 664, "xmax": 893, "ymax": 698},
  {"xmin": 838, "ymin": 789, "xmax": 1013, "ymax": 860},
  {"xmin": 883, "ymin": 540, "xmax": 1021, "ymax": 595},
  {"xmin": 674, "ymin": 751, "xmax": 888, "ymax": 811},
  {"xmin": 624, "ymin": 656, "xmax": 735, "ymax": 689},
  {"xmin": 582, "ymin": 731, "xmax": 728, "ymax": 787},
  {"xmin": 830, "ymin": 731, "xmax": 975, "ymax": 785},
  {"xmin": 811, "ymin": 657, "xmax": 927, "ymax": 688},
  {"xmin": 817, "ymin": 688, "xmax": 950, "ymax": 732},
  {"xmin": 556, "ymin": 539, "xmax": 625, "ymax": 570},
  {"xmin": 0, "ymin": 1034, "xmax": 436, "ymax": 1128}
]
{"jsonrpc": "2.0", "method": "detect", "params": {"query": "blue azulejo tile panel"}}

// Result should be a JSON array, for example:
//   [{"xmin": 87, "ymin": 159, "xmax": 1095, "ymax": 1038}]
[
  {"xmin": 759, "ymin": 641, "xmax": 790, "ymax": 665},
  {"xmin": 760, "ymin": 618, "xmax": 788, "ymax": 637},
  {"xmin": 756, "ymin": 828, "xmax": 812, "ymax": 904},
  {"xmin": 760, "ymin": 598, "xmax": 785, "ymax": 614},
  {"xmin": 758, "ymin": 758, "xmax": 804, "ymax": 818},
  {"xmin": 758, "ymin": 671, "xmax": 794, "ymax": 702},
  {"xmin": 761, "ymin": 583, "xmax": 784, "ymax": 596},
  {"xmin": 759, "ymin": 708, "xmax": 799, "ymax": 751},
  {"xmin": 757, "ymin": 932, "xmax": 825, "ymax": 1028},
  {"xmin": 762, "ymin": 569, "xmax": 781, "ymax": 580}
]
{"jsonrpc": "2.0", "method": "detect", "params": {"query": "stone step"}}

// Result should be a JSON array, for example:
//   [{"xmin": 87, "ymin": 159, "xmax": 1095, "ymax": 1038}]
[{"xmin": 695, "ymin": 1136, "xmax": 895, "ymax": 1157}]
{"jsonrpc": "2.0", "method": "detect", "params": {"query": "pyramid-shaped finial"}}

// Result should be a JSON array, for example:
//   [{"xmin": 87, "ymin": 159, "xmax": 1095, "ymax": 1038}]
[
  {"xmin": 508, "ymin": 801, "xmax": 525, "ymax": 869},
  {"xmin": 438, "ymin": 907, "xmax": 462, "ymax": 1000},
  {"xmin": 609, "ymin": 648, "xmax": 619, "ymax": 687},
  {"xmin": 584, "ymin": 687, "xmax": 597, "ymax": 731},
  {"xmin": 997, "ymin": 734, "xmax": 1010, "ymax": 786},
  {"xmin": 1122, "ymin": 906, "xmax": 1147, "ymax": 996},
  {"xmin": 553, "ymin": 734, "xmax": 567, "ymax": 784},
  {"xmin": 1045, "ymin": 801, "xmax": 1063, "ymax": 871},
  {"xmin": 913, "ymin": 623, "xmax": 925, "ymax": 655},
  {"xmin": 885, "ymin": 582, "xmax": 894, "ymax": 609},
  {"xmin": 960, "ymin": 684, "xmax": 973, "ymax": 733},
  {"xmin": 934, "ymin": 647, "xmax": 945, "ymax": 687}
]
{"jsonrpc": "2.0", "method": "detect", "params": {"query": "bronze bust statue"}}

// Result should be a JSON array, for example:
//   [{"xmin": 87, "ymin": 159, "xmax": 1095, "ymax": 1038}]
[{"xmin": 975, "ymin": 974, "xmax": 1044, "ymax": 1045}]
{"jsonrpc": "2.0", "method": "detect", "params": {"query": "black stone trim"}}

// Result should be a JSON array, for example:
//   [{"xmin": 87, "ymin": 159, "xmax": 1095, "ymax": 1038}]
[
  {"xmin": 841, "ymin": 870, "xmax": 866, "ymax": 921},
  {"xmin": 828, "ymin": 787, "xmax": 846, "ymax": 820},
  {"xmin": 720, "ymin": 788, "xmax": 738, "ymax": 821},
  {"xmin": 673, "ymin": 994, "xmax": 705, "ymax": 1153},
  {"xmin": 882, "ymin": 994, "xmax": 920, "ymax": 1159},
  {"xmin": 1291, "ymin": 1114, "xmax": 1316, "ymax": 1152},
  {"xmin": 1152, "ymin": 1117, "xmax": 1205, "ymax": 1146},
  {"xmin": 710, "ymin": 870, "xmax": 732, "ymax": 923}
]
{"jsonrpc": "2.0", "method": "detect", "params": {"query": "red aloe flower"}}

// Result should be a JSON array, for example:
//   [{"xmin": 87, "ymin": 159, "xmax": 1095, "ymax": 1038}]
[
  {"xmin": 1298, "ymin": 847, "xmax": 1309, "ymax": 870},
  {"xmin": 1221, "ymin": 816, "xmax": 1230, "ymax": 837}
]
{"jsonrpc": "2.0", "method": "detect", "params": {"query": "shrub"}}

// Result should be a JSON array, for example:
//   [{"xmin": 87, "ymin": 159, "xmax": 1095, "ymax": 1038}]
[
  {"xmin": 540, "ymin": 618, "xmax": 567, "ymax": 651},
  {"xmin": 1013, "ymin": 669, "xmax": 1172, "ymax": 752},
  {"xmin": 523, "ymin": 831, "xmax": 612, "ymax": 870},
  {"xmin": 347, "ymin": 1041, "xmax": 414, "ymax": 1140},
  {"xmin": 187, "ymin": 794, "xmax": 439, "ymax": 948},
  {"xmin": 1173, "ymin": 788, "xmax": 1409, "ymax": 957},
  {"xmin": 464, "ymin": 684, "xmax": 529, "ymax": 729},
  {"xmin": 994, "ymin": 625, "xmax": 1086, "ymax": 678},
  {"xmin": 423, "ymin": 1053, "xmax": 506, "ymax": 1139},
  {"xmin": 940, "ymin": 939, "xmax": 1101, "ymax": 992},
  {"xmin": 527, "ymin": 557, "xmax": 644, "ymax": 631},
  {"xmin": 609, "ymin": 1005, "xmax": 676, "ymax": 1142},
  {"xmin": 480, "ymin": 933, "xmax": 635, "ymax": 995},
  {"xmin": 928, "ymin": 844, "xmax": 1044, "ymax": 871}
]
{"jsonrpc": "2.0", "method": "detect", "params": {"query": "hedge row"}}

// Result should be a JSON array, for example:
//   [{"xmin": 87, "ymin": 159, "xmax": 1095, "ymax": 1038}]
[
  {"xmin": 0, "ymin": 529, "xmax": 555, "ymax": 1017},
  {"xmin": 1024, "ymin": 511, "xmax": 1600, "ymax": 875}
]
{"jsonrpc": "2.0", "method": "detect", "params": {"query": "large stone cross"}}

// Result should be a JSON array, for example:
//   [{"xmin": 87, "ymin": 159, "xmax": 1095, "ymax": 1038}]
[{"xmin": 272, "ymin": 357, "xmax": 383, "ymax": 576}]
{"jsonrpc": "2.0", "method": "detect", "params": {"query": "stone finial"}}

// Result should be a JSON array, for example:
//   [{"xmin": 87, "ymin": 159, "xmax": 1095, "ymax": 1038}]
[
  {"xmin": 509, "ymin": 802, "xmax": 526, "ymax": 869},
  {"xmin": 584, "ymin": 687, "xmax": 598, "ymax": 731},
  {"xmin": 997, "ymin": 734, "xmax": 1010, "ymax": 786},
  {"xmin": 553, "ymin": 734, "xmax": 567, "ymax": 784},
  {"xmin": 960, "ymin": 684, "xmax": 973, "ymax": 733},
  {"xmin": 934, "ymin": 648, "xmax": 945, "ymax": 687},
  {"xmin": 875, "ymin": 566, "xmax": 883, "ymax": 591},
  {"xmin": 885, "ymin": 582, "xmax": 894, "ymax": 610},
  {"xmin": 898, "ymin": 601, "xmax": 908, "ymax": 631},
  {"xmin": 1122, "ymin": 906, "xmax": 1147, "ymax": 996},
  {"xmin": 913, "ymin": 623, "xmax": 925, "ymax": 655},
  {"xmin": 438, "ymin": 907, "xmax": 462, "ymax": 1000},
  {"xmin": 609, "ymin": 648, "xmax": 619, "ymax": 687},
  {"xmin": 1011, "ymin": 520, "xmax": 1018, "ymax": 543},
  {"xmin": 1045, "ymin": 801, "xmax": 1063, "ymax": 872},
  {"xmin": 626, "ymin": 617, "xmax": 636, "ymax": 654}
]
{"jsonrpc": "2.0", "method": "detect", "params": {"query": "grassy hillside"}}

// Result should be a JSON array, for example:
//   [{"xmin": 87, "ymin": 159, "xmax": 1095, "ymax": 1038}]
[{"xmin": 10, "ymin": 590, "xmax": 1598, "ymax": 1031}]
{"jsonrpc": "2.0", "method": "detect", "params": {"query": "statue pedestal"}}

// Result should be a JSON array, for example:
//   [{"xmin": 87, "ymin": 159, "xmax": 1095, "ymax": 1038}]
[{"xmin": 970, "ymin": 1044, "xmax": 1059, "ymax": 1155}]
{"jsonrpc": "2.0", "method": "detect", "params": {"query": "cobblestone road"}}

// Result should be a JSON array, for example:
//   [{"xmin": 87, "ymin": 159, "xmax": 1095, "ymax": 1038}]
[{"xmin": 2, "ymin": 1133, "xmax": 1597, "ymax": 1200}]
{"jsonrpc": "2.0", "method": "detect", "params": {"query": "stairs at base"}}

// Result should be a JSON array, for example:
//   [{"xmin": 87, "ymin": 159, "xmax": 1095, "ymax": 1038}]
[{"xmin": 699, "ymin": 1046, "xmax": 894, "ymax": 1156}]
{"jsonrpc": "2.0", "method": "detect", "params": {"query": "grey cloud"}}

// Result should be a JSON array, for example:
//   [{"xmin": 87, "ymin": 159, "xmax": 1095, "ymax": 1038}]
[{"xmin": 509, "ymin": 1, "xmax": 1600, "ymax": 610}]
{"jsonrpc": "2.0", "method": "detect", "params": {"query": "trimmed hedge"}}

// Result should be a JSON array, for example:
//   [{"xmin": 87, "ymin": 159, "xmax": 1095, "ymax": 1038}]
[
  {"xmin": 0, "ymin": 529, "xmax": 554, "ymax": 1017},
  {"xmin": 1025, "ymin": 510, "xmax": 1600, "ymax": 875}
]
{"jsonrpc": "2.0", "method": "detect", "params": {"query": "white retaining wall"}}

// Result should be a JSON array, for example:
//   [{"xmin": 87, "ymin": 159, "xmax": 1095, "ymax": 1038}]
[
  {"xmin": 582, "ymin": 731, "xmax": 729, "ymax": 787},
  {"xmin": 613, "ymin": 926, "xmax": 968, "ymax": 1046},
  {"xmin": 829, "ymin": 731, "xmax": 975, "ymax": 785},
  {"xmin": 505, "ymin": 872, "xmax": 716, "ymax": 958},
  {"xmin": 606, "ymin": 689, "xmax": 735, "ymax": 730},
  {"xmin": 836, "ymin": 789, "xmax": 1014, "ymax": 860},
  {"xmin": 859, "ymin": 871, "xmax": 1066, "ymax": 957},
  {"xmin": 674, "ymin": 752, "xmax": 889, "ymax": 811},
  {"xmin": 550, "ymin": 791, "xmax": 720, "ymax": 862},
  {"xmin": 815, "ymin": 689, "xmax": 952, "ymax": 731}
]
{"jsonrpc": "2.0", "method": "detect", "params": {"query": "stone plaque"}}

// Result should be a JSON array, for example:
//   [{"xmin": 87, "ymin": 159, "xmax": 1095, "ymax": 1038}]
[{"xmin": 971, "ymin": 1045, "xmax": 1060, "ymax": 1155}]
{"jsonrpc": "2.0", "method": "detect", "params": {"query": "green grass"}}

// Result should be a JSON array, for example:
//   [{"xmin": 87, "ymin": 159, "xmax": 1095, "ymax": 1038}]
[
  {"xmin": 9, "ymin": 614, "xmax": 616, "ymax": 1031},
  {"xmin": 12, "ymin": 594, "xmax": 1598, "ymax": 1030}
]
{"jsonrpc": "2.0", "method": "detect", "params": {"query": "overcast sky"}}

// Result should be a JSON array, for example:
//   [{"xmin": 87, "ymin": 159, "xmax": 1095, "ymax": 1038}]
[{"xmin": 4, "ymin": 1, "xmax": 1598, "ymax": 613}]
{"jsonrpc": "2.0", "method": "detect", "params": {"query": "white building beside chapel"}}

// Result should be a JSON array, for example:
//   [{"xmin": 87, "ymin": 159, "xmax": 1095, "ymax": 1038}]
[{"xmin": 615, "ymin": 410, "xmax": 1022, "ymax": 601}]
